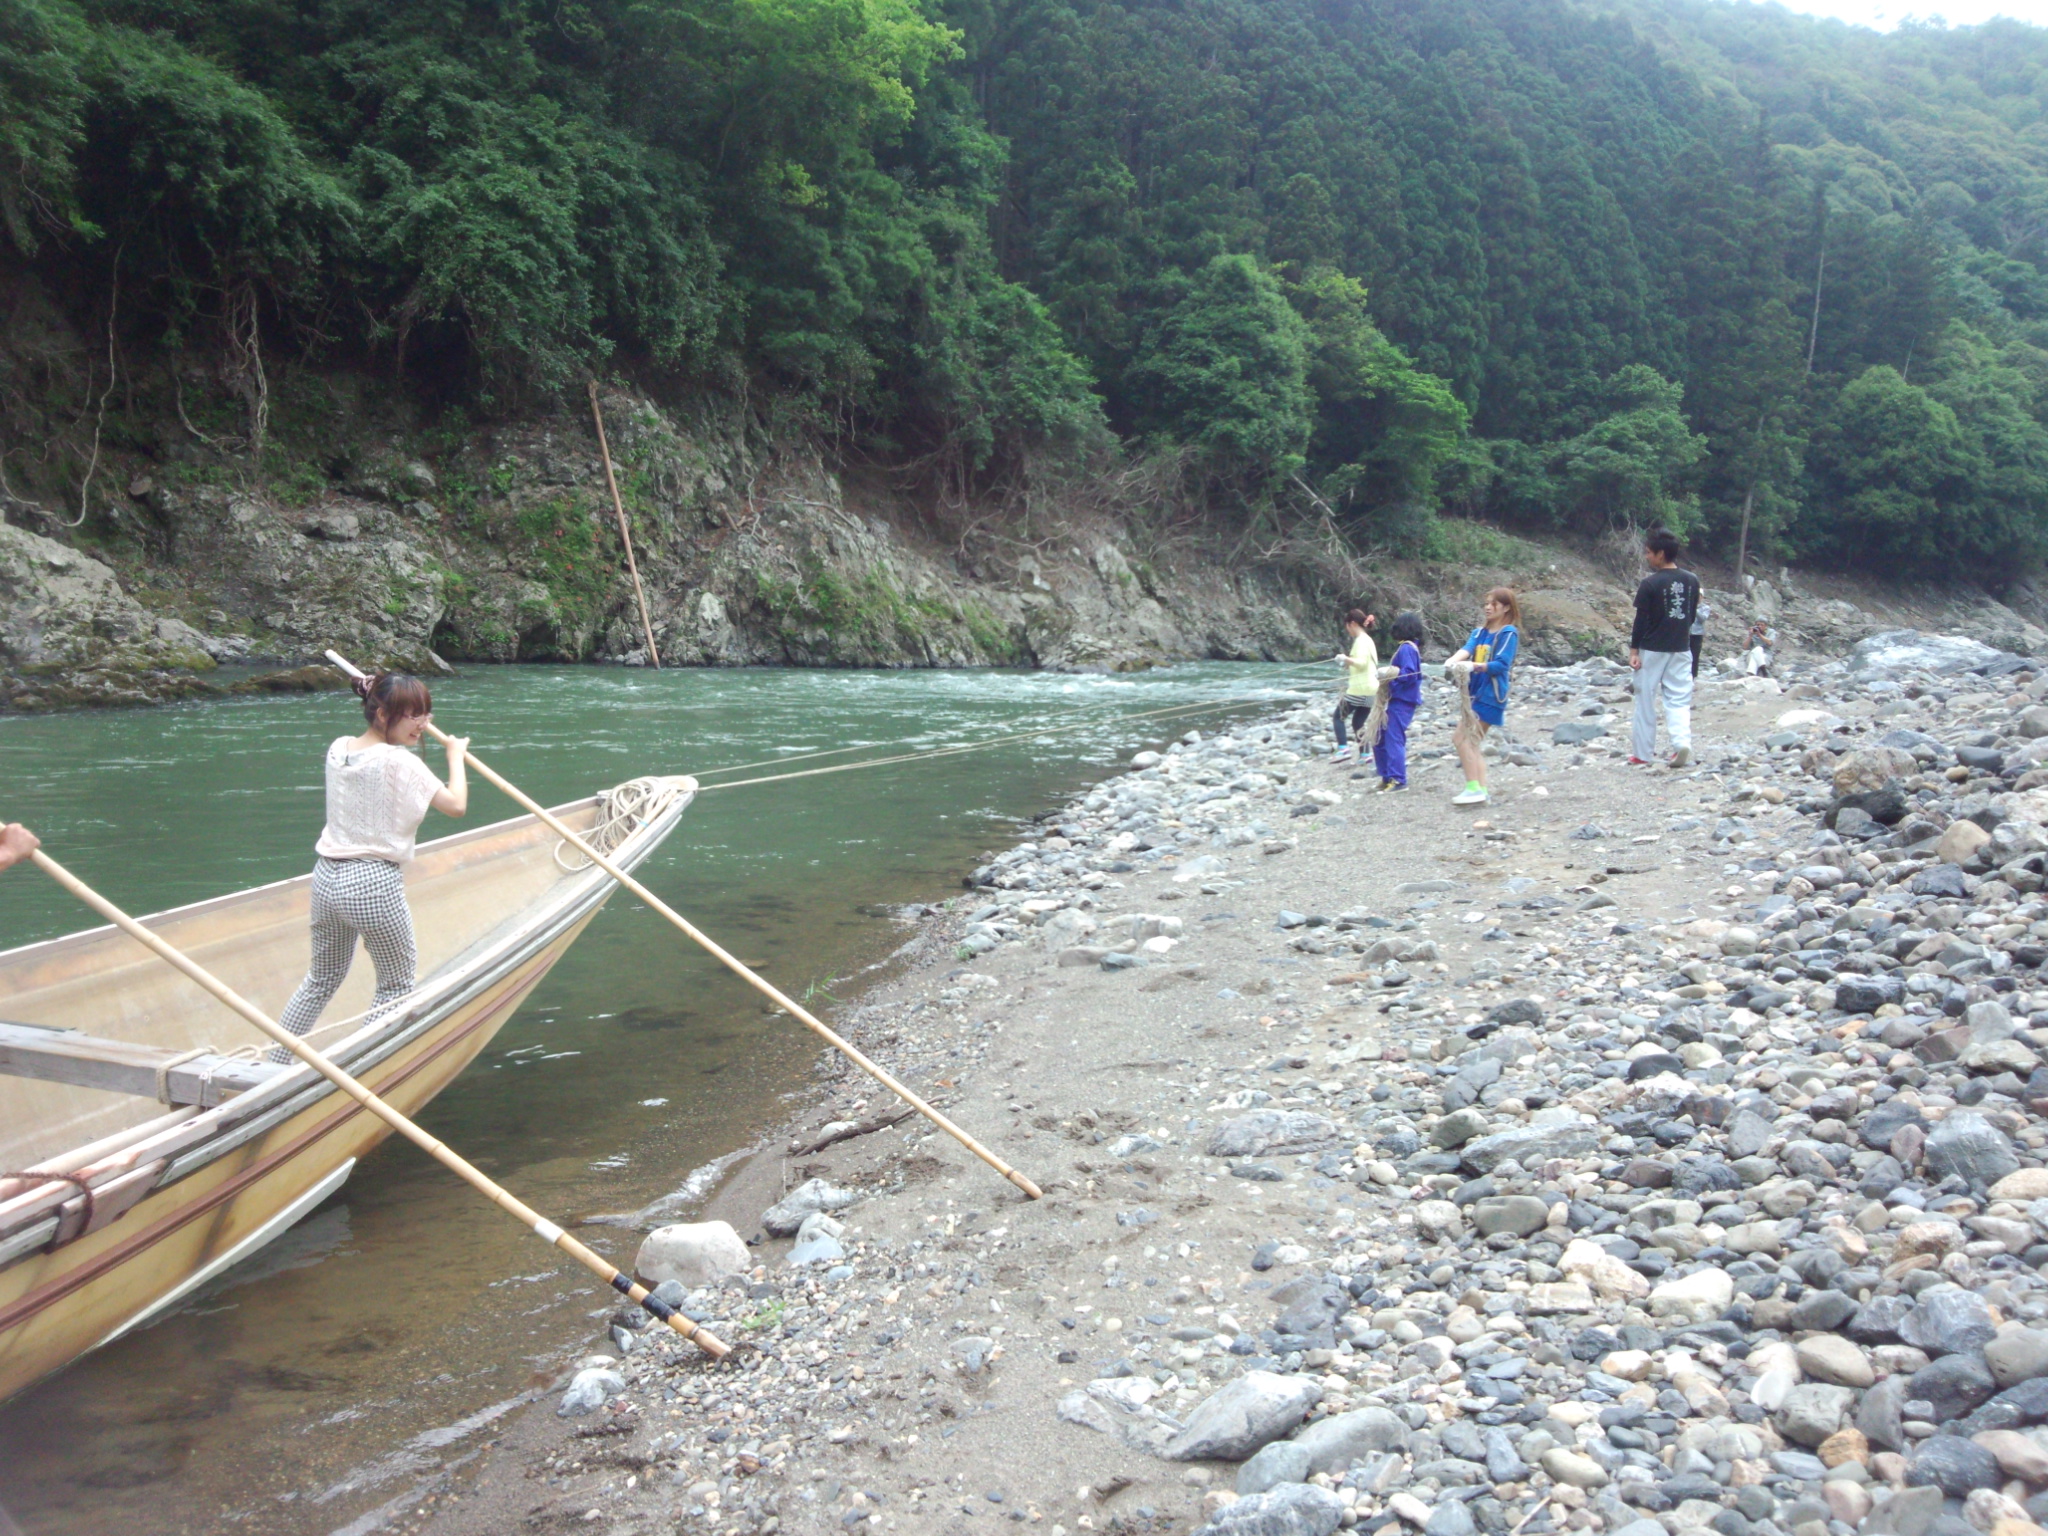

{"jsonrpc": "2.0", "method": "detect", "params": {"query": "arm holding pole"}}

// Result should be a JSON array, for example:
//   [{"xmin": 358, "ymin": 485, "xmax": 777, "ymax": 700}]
[{"xmin": 324, "ymin": 650, "xmax": 1044, "ymax": 1200}]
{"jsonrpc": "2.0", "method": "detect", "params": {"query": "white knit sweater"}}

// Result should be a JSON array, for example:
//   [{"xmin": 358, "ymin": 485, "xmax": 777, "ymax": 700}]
[{"xmin": 314, "ymin": 738, "xmax": 442, "ymax": 864}]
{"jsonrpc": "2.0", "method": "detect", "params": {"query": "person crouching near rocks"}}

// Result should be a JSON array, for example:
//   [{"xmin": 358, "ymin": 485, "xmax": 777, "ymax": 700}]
[
  {"xmin": 1373, "ymin": 611, "xmax": 1426, "ymax": 790},
  {"xmin": 1444, "ymin": 588, "xmax": 1520, "ymax": 807},
  {"xmin": 1329, "ymin": 608, "xmax": 1378, "ymax": 764},
  {"xmin": 270, "ymin": 671, "xmax": 469, "ymax": 1062}
]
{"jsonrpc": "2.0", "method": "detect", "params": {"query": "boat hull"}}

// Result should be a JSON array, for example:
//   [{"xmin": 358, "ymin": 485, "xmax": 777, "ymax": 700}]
[{"xmin": 0, "ymin": 779, "xmax": 693, "ymax": 1403}]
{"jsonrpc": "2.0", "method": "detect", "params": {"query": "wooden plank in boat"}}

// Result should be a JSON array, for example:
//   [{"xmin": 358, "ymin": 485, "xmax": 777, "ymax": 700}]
[{"xmin": 0, "ymin": 1021, "xmax": 280, "ymax": 1108}]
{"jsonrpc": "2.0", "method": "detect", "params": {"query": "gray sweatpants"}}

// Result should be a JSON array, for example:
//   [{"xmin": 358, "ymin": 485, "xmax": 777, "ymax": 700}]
[
  {"xmin": 1633, "ymin": 648, "xmax": 1693, "ymax": 759},
  {"xmin": 272, "ymin": 855, "xmax": 418, "ymax": 1062}
]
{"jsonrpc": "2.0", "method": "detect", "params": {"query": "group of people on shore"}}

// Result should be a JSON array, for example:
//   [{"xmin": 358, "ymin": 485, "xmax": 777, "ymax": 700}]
[
  {"xmin": 1328, "ymin": 528, "xmax": 1767, "ymax": 806},
  {"xmin": 1327, "ymin": 587, "xmax": 1521, "ymax": 806}
]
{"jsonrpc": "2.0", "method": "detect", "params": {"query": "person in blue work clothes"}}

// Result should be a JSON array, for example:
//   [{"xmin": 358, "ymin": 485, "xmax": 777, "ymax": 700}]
[
  {"xmin": 1373, "ymin": 612, "xmax": 1426, "ymax": 790},
  {"xmin": 1444, "ymin": 588, "xmax": 1520, "ymax": 807}
]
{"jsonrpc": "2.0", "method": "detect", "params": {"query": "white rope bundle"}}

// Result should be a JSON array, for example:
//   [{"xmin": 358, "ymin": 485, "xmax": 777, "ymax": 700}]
[{"xmin": 553, "ymin": 777, "xmax": 687, "ymax": 871}]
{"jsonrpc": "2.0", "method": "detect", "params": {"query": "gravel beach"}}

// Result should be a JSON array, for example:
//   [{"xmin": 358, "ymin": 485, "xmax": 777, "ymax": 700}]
[{"xmin": 397, "ymin": 628, "xmax": 2048, "ymax": 1536}]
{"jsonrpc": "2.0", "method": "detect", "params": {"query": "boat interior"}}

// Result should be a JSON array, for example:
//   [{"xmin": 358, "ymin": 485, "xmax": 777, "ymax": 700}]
[{"xmin": 0, "ymin": 798, "xmax": 611, "ymax": 1175}]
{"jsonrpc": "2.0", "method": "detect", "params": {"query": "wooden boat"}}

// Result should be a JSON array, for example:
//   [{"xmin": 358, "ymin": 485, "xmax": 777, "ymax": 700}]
[{"xmin": 0, "ymin": 776, "xmax": 696, "ymax": 1403}]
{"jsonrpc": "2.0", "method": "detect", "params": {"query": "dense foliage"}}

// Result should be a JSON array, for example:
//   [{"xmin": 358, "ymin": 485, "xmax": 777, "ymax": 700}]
[{"xmin": 12, "ymin": 0, "xmax": 2048, "ymax": 570}]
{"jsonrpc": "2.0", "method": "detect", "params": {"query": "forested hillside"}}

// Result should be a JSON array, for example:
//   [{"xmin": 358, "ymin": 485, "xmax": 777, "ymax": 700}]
[{"xmin": 7, "ymin": 0, "xmax": 2048, "ymax": 576}]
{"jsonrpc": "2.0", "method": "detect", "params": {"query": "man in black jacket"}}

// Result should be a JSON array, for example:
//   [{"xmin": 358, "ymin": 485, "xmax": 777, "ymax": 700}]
[{"xmin": 1630, "ymin": 528, "xmax": 1701, "ymax": 767}]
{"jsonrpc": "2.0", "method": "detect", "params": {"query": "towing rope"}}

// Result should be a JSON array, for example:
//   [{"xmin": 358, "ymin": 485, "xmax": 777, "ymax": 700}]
[
  {"xmin": 690, "ymin": 681, "xmax": 1336, "ymax": 793},
  {"xmin": 553, "ymin": 776, "xmax": 690, "ymax": 871}
]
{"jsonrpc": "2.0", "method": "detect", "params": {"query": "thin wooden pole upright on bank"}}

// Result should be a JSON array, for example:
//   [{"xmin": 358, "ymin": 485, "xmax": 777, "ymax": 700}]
[
  {"xmin": 325, "ymin": 649, "xmax": 1045, "ymax": 1202},
  {"xmin": 588, "ymin": 380, "xmax": 662, "ymax": 669},
  {"xmin": 24, "ymin": 845, "xmax": 729, "ymax": 1359}
]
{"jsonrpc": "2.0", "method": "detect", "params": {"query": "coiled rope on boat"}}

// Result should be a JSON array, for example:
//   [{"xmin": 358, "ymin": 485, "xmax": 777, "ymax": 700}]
[{"xmin": 553, "ymin": 776, "xmax": 689, "ymax": 871}]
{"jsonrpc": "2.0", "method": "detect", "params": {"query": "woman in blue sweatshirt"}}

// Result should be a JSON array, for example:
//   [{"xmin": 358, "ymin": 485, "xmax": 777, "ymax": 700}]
[{"xmin": 1444, "ymin": 588, "xmax": 1520, "ymax": 806}]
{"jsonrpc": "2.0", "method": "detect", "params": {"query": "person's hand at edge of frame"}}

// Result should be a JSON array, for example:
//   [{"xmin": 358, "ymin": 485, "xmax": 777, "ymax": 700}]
[{"xmin": 0, "ymin": 823, "xmax": 41, "ymax": 872}]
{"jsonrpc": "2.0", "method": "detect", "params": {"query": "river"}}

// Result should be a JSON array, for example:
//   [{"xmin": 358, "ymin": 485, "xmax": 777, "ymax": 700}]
[{"xmin": 0, "ymin": 661, "xmax": 1313, "ymax": 1535}]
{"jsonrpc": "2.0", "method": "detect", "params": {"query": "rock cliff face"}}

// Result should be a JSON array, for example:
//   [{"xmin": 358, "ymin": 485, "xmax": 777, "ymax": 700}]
[{"xmin": 0, "ymin": 385, "xmax": 1330, "ymax": 709}]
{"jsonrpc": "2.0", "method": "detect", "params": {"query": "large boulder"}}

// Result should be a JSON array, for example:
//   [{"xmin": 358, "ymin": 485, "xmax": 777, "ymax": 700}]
[
  {"xmin": 1514, "ymin": 591, "xmax": 1624, "ymax": 667},
  {"xmin": 1847, "ymin": 630, "xmax": 2010, "ymax": 677},
  {"xmin": 0, "ymin": 521, "xmax": 227, "ymax": 708},
  {"xmin": 634, "ymin": 1220, "xmax": 750, "ymax": 1286}
]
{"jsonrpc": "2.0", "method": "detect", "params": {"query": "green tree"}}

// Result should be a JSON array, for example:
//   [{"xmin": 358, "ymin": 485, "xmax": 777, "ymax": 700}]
[
  {"xmin": 1128, "ymin": 252, "xmax": 1311, "ymax": 485},
  {"xmin": 1801, "ymin": 364, "xmax": 1989, "ymax": 567},
  {"xmin": 1287, "ymin": 266, "xmax": 1467, "ymax": 513},
  {"xmin": 1550, "ymin": 365, "xmax": 1708, "ymax": 531}
]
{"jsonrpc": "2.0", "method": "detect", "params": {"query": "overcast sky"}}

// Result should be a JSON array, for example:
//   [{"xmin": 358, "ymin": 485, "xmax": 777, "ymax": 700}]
[{"xmin": 1768, "ymin": 0, "xmax": 2048, "ymax": 27}]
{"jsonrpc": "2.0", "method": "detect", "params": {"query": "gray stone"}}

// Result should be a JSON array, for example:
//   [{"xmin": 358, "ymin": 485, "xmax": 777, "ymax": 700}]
[
  {"xmin": 1291, "ymin": 1406, "xmax": 1411, "ymax": 1472},
  {"xmin": 1236, "ymin": 1439, "xmax": 1313, "ymax": 1496},
  {"xmin": 1862, "ymin": 1485, "xmax": 1944, "ymax": 1536},
  {"xmin": 1425, "ymin": 1500, "xmax": 1478, "ymax": 1536},
  {"xmin": 1165, "ymin": 1372, "xmax": 1324, "ymax": 1462},
  {"xmin": 1790, "ymin": 1290, "xmax": 1860, "ymax": 1332},
  {"xmin": 557, "ymin": 1366, "xmax": 624, "ymax": 1417},
  {"xmin": 1207, "ymin": 1111, "xmax": 1340, "ymax": 1160},
  {"xmin": 1554, "ymin": 721, "xmax": 1607, "ymax": 745},
  {"xmin": 786, "ymin": 1231, "xmax": 847, "ymax": 1266},
  {"xmin": 1857, "ymin": 1375, "xmax": 1909, "ymax": 1451},
  {"xmin": 1901, "ymin": 1287, "xmax": 1998, "ymax": 1356},
  {"xmin": 760, "ymin": 1177, "xmax": 860, "ymax": 1237},
  {"xmin": 1484, "ymin": 1426, "xmax": 1529, "ymax": 1482},
  {"xmin": 1908, "ymin": 1355, "xmax": 1997, "ymax": 1422},
  {"xmin": 952, "ymin": 1336, "xmax": 996, "ymax": 1374},
  {"xmin": 1986, "ymin": 1327, "xmax": 2048, "ymax": 1388},
  {"xmin": 1923, "ymin": 1112, "xmax": 2020, "ymax": 1193},
  {"xmin": 1432, "ymin": 1108, "xmax": 1489, "ymax": 1149},
  {"xmin": 1727, "ymin": 1110, "xmax": 1775, "ymax": 1158},
  {"xmin": 1471, "ymin": 1195, "xmax": 1552, "ymax": 1238},
  {"xmin": 1771, "ymin": 1450, "xmax": 1828, "ymax": 1480},
  {"xmin": 1835, "ymin": 975, "xmax": 1906, "ymax": 1015},
  {"xmin": 1862, "ymin": 1099, "xmax": 1928, "ymax": 1151},
  {"xmin": 1913, "ymin": 866, "xmax": 1971, "ymax": 899},
  {"xmin": 1850, "ymin": 1294, "xmax": 1915, "ymax": 1344},
  {"xmin": 1194, "ymin": 1482, "xmax": 1345, "ymax": 1536},
  {"xmin": 1905, "ymin": 1435, "xmax": 2002, "ymax": 1497},
  {"xmin": 1777, "ymin": 1383, "xmax": 1858, "ymax": 1446},
  {"xmin": 1458, "ymin": 1121, "xmax": 1600, "ymax": 1174}
]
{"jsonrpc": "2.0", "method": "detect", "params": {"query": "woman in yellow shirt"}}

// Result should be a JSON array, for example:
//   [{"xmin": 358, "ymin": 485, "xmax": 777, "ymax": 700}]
[{"xmin": 1330, "ymin": 609, "xmax": 1378, "ymax": 764}]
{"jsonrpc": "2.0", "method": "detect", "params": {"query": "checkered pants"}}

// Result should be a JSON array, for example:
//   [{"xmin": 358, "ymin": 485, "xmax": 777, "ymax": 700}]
[{"xmin": 272, "ymin": 856, "xmax": 418, "ymax": 1062}]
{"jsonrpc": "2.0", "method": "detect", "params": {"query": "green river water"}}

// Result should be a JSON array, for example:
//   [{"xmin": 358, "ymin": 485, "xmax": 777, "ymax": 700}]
[{"xmin": 0, "ymin": 661, "xmax": 1312, "ymax": 1536}]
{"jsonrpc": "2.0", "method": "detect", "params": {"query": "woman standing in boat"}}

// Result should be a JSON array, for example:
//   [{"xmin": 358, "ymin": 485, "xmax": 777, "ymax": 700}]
[{"xmin": 270, "ymin": 672, "xmax": 468, "ymax": 1061}]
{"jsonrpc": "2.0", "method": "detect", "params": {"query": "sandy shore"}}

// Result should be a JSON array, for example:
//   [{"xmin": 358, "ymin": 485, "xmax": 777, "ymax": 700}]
[{"xmin": 383, "ymin": 639, "xmax": 2048, "ymax": 1536}]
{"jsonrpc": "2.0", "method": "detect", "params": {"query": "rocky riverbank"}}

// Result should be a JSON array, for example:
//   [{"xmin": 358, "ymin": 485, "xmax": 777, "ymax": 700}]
[
  {"xmin": 353, "ymin": 625, "xmax": 2048, "ymax": 1536},
  {"xmin": 13, "ymin": 355, "xmax": 2048, "ymax": 716},
  {"xmin": 0, "ymin": 378, "xmax": 1340, "ymax": 711}
]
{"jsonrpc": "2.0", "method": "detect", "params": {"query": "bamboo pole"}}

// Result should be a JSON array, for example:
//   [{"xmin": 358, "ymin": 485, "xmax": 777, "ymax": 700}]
[
  {"xmin": 326, "ymin": 650, "xmax": 1044, "ymax": 1201},
  {"xmin": 588, "ymin": 380, "xmax": 662, "ymax": 669},
  {"xmin": 25, "ymin": 845, "xmax": 729, "ymax": 1359}
]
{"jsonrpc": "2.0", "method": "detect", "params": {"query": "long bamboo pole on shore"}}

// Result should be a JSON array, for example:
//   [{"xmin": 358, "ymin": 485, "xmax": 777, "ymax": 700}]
[
  {"xmin": 325, "ymin": 650, "xmax": 1044, "ymax": 1200},
  {"xmin": 25, "ymin": 844, "xmax": 730, "ymax": 1359},
  {"xmin": 588, "ymin": 380, "xmax": 662, "ymax": 669}
]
